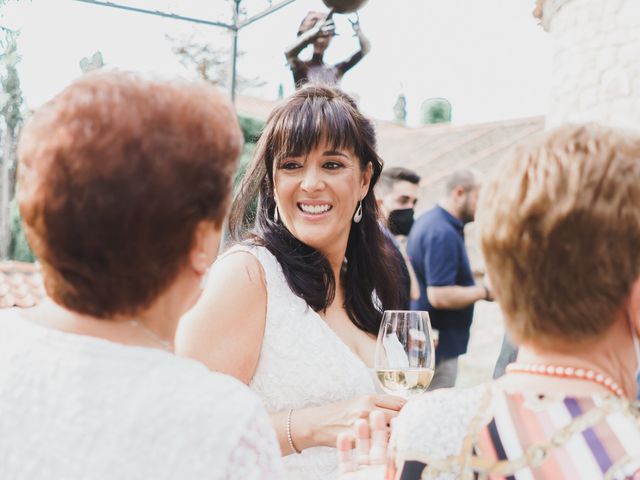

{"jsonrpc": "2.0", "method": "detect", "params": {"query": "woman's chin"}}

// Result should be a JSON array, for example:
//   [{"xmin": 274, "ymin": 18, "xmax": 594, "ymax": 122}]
[
  {"xmin": 297, "ymin": 235, "xmax": 329, "ymax": 251},
  {"xmin": 292, "ymin": 230, "xmax": 331, "ymax": 252},
  {"xmin": 288, "ymin": 217, "xmax": 348, "ymax": 254}
]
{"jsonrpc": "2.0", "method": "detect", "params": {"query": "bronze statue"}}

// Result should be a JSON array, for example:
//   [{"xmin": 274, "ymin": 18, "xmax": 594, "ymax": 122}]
[{"xmin": 285, "ymin": 10, "xmax": 371, "ymax": 88}]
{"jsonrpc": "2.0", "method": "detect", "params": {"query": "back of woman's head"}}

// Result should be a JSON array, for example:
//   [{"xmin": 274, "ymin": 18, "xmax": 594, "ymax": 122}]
[
  {"xmin": 478, "ymin": 124, "xmax": 640, "ymax": 347},
  {"xmin": 18, "ymin": 71, "xmax": 243, "ymax": 318},
  {"xmin": 230, "ymin": 84, "xmax": 404, "ymax": 334}
]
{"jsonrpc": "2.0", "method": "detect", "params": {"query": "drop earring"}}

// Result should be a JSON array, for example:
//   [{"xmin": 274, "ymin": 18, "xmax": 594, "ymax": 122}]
[
  {"xmin": 274, "ymin": 205, "xmax": 280, "ymax": 223},
  {"xmin": 353, "ymin": 200, "xmax": 363, "ymax": 223}
]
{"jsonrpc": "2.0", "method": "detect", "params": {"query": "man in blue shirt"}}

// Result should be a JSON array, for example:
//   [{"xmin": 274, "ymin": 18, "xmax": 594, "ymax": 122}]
[{"xmin": 407, "ymin": 169, "xmax": 492, "ymax": 389}]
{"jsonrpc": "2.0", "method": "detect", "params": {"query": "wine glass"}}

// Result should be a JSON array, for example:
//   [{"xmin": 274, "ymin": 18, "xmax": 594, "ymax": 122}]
[{"xmin": 374, "ymin": 311, "xmax": 435, "ymax": 398}]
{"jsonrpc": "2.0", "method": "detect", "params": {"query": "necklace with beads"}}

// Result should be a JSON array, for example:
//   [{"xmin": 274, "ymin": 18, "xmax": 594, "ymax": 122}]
[{"xmin": 505, "ymin": 363, "xmax": 625, "ymax": 397}]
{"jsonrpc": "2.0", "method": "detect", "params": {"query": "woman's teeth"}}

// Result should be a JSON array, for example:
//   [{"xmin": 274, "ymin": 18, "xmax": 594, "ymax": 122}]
[{"xmin": 299, "ymin": 204, "xmax": 331, "ymax": 214}]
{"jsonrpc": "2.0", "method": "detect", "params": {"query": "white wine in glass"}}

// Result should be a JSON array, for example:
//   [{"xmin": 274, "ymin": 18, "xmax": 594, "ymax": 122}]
[{"xmin": 375, "ymin": 311, "xmax": 435, "ymax": 398}]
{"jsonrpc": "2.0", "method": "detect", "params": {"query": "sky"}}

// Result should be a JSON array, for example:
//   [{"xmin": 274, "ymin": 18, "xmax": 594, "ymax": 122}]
[{"xmin": 1, "ymin": 0, "xmax": 553, "ymax": 126}]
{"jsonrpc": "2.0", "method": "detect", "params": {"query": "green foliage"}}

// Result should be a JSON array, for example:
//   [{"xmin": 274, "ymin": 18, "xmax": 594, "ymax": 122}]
[
  {"xmin": 238, "ymin": 115, "xmax": 264, "ymax": 143},
  {"xmin": 79, "ymin": 51, "xmax": 104, "ymax": 73},
  {"xmin": 234, "ymin": 115, "xmax": 264, "ymax": 225},
  {"xmin": 420, "ymin": 98, "xmax": 452, "ymax": 125},
  {"xmin": 393, "ymin": 93, "xmax": 407, "ymax": 125},
  {"xmin": 8, "ymin": 199, "xmax": 35, "ymax": 262},
  {"xmin": 235, "ymin": 142, "xmax": 255, "ymax": 189},
  {"xmin": 1, "ymin": 32, "xmax": 24, "ymax": 260},
  {"xmin": 234, "ymin": 114, "xmax": 263, "ymax": 187},
  {"xmin": 0, "ymin": 1, "xmax": 26, "ymax": 50},
  {"xmin": 0, "ymin": 34, "xmax": 22, "ymax": 134}
]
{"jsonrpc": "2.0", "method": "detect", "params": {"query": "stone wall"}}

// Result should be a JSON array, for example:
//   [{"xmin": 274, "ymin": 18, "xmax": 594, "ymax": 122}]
[{"xmin": 538, "ymin": 0, "xmax": 640, "ymax": 128}]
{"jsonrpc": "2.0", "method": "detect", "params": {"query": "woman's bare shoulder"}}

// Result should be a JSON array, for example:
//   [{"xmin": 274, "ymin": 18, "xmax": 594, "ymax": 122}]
[{"xmin": 214, "ymin": 246, "xmax": 267, "ymax": 287}]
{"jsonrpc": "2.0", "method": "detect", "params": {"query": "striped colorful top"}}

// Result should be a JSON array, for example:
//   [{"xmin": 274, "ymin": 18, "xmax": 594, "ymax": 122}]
[{"xmin": 389, "ymin": 383, "xmax": 640, "ymax": 479}]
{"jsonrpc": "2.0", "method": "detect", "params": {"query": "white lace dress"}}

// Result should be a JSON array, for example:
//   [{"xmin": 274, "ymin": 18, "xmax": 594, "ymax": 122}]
[
  {"xmin": 233, "ymin": 245, "xmax": 376, "ymax": 480},
  {"xmin": 0, "ymin": 308, "xmax": 283, "ymax": 480}
]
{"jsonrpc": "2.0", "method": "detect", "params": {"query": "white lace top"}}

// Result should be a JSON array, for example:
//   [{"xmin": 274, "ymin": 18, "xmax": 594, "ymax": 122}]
[
  {"xmin": 233, "ymin": 245, "xmax": 375, "ymax": 480},
  {"xmin": 0, "ymin": 308, "xmax": 284, "ymax": 480},
  {"xmin": 391, "ymin": 385, "xmax": 487, "ymax": 480}
]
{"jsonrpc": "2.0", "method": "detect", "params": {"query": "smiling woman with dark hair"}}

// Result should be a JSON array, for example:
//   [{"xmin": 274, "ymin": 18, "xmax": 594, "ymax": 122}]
[{"xmin": 177, "ymin": 84, "xmax": 406, "ymax": 479}]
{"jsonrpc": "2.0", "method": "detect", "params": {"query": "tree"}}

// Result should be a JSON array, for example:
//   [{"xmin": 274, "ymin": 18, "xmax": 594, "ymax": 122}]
[
  {"xmin": 0, "ymin": 32, "xmax": 24, "ymax": 259},
  {"xmin": 235, "ymin": 115, "xmax": 263, "ymax": 185},
  {"xmin": 169, "ymin": 24, "xmax": 266, "ymax": 198},
  {"xmin": 79, "ymin": 51, "xmax": 104, "ymax": 73},
  {"xmin": 168, "ymin": 34, "xmax": 265, "ymax": 91},
  {"xmin": 0, "ymin": 0, "xmax": 13, "ymax": 49},
  {"xmin": 420, "ymin": 98, "xmax": 452, "ymax": 125},
  {"xmin": 393, "ymin": 92, "xmax": 407, "ymax": 125},
  {"xmin": 0, "ymin": 0, "xmax": 26, "ymax": 50},
  {"xmin": 171, "ymin": 36, "xmax": 229, "ymax": 85},
  {"xmin": 8, "ymin": 198, "xmax": 34, "ymax": 262}
]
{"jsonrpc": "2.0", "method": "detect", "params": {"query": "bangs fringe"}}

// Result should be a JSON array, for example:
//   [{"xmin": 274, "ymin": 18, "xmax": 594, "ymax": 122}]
[{"xmin": 270, "ymin": 96, "xmax": 362, "ymax": 161}]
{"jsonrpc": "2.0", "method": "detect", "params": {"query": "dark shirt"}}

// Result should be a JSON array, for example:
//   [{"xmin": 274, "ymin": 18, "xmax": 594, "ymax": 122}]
[
  {"xmin": 289, "ymin": 51, "xmax": 364, "ymax": 88},
  {"xmin": 381, "ymin": 226, "xmax": 411, "ymax": 310},
  {"xmin": 407, "ymin": 205, "xmax": 475, "ymax": 362}
]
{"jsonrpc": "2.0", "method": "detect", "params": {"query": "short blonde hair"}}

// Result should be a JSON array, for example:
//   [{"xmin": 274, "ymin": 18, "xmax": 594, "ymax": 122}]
[{"xmin": 478, "ymin": 124, "xmax": 640, "ymax": 347}]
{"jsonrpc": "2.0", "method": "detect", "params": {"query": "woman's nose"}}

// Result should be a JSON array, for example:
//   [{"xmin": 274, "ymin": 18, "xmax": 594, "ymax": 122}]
[{"xmin": 301, "ymin": 167, "xmax": 325, "ymax": 192}]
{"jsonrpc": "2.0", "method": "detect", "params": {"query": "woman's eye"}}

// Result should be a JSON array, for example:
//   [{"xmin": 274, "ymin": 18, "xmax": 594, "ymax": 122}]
[
  {"xmin": 323, "ymin": 161, "xmax": 343, "ymax": 170},
  {"xmin": 280, "ymin": 162, "xmax": 301, "ymax": 170}
]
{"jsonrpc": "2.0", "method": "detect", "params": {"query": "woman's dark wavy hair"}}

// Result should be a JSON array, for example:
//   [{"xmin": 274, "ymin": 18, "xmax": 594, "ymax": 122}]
[{"xmin": 229, "ymin": 84, "xmax": 406, "ymax": 335}]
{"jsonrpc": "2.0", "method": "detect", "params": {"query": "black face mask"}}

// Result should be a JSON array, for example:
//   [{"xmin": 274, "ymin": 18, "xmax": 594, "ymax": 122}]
[{"xmin": 388, "ymin": 208, "xmax": 415, "ymax": 236}]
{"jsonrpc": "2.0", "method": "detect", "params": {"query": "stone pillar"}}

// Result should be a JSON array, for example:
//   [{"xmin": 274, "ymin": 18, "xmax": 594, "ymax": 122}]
[{"xmin": 536, "ymin": 0, "xmax": 640, "ymax": 129}]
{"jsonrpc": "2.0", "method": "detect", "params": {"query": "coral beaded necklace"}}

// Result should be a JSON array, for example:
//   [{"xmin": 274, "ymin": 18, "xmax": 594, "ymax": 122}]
[{"xmin": 505, "ymin": 363, "xmax": 624, "ymax": 397}]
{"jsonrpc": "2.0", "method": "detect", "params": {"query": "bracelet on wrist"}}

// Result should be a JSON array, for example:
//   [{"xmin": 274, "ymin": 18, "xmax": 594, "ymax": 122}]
[{"xmin": 287, "ymin": 409, "xmax": 301, "ymax": 454}]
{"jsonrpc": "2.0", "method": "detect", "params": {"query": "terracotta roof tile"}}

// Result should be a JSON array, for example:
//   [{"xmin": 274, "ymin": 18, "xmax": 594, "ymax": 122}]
[
  {"xmin": 377, "ymin": 116, "xmax": 546, "ymax": 213},
  {"xmin": 376, "ymin": 116, "xmax": 545, "ymax": 277},
  {"xmin": 236, "ymin": 94, "xmax": 283, "ymax": 122},
  {"xmin": 0, "ymin": 261, "xmax": 47, "ymax": 309}
]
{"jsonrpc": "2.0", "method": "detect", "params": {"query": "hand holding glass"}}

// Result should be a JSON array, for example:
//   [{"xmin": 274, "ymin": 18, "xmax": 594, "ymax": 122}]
[{"xmin": 374, "ymin": 311, "xmax": 435, "ymax": 398}]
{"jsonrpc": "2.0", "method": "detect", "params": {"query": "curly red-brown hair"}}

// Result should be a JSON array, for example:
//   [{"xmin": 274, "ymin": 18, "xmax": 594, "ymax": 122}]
[{"xmin": 18, "ymin": 71, "xmax": 242, "ymax": 318}]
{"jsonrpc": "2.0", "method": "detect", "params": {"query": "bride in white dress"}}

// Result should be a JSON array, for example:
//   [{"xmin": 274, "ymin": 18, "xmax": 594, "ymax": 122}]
[
  {"xmin": 177, "ymin": 84, "xmax": 408, "ymax": 479},
  {"xmin": 0, "ymin": 72, "xmax": 282, "ymax": 479}
]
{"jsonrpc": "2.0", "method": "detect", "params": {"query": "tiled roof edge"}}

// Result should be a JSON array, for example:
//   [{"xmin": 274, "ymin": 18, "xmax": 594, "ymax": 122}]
[{"xmin": 0, "ymin": 261, "xmax": 40, "ymax": 273}]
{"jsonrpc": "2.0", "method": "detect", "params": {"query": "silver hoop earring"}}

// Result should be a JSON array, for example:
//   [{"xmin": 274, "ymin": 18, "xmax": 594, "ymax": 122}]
[
  {"xmin": 353, "ymin": 201, "xmax": 363, "ymax": 224},
  {"xmin": 274, "ymin": 205, "xmax": 280, "ymax": 223}
]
